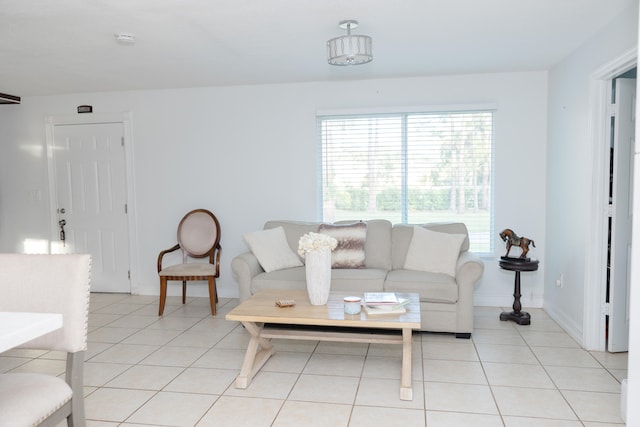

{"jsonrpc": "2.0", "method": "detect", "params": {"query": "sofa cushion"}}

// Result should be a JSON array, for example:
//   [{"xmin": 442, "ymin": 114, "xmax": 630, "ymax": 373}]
[
  {"xmin": 384, "ymin": 269, "xmax": 458, "ymax": 303},
  {"xmin": 337, "ymin": 219, "xmax": 392, "ymax": 270},
  {"xmin": 264, "ymin": 220, "xmax": 319, "ymax": 261},
  {"xmin": 318, "ymin": 222, "xmax": 367, "ymax": 268},
  {"xmin": 250, "ymin": 267, "xmax": 387, "ymax": 295},
  {"xmin": 392, "ymin": 223, "xmax": 470, "ymax": 270},
  {"xmin": 251, "ymin": 266, "xmax": 307, "ymax": 294},
  {"xmin": 330, "ymin": 268, "xmax": 387, "ymax": 293},
  {"xmin": 243, "ymin": 226, "xmax": 303, "ymax": 273},
  {"xmin": 403, "ymin": 226, "xmax": 466, "ymax": 277}
]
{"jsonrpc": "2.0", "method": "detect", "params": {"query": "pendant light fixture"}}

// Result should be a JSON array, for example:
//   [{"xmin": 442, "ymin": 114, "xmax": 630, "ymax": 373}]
[{"xmin": 327, "ymin": 20, "xmax": 373, "ymax": 66}]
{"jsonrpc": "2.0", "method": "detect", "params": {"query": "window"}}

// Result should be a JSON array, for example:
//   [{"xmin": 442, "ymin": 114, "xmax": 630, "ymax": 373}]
[{"xmin": 318, "ymin": 109, "xmax": 494, "ymax": 253}]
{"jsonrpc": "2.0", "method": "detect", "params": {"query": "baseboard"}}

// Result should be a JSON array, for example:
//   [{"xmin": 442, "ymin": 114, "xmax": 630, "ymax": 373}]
[{"xmin": 543, "ymin": 302, "xmax": 584, "ymax": 347}]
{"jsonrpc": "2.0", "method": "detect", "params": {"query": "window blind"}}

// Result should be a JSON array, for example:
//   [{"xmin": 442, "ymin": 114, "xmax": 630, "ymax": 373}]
[{"xmin": 318, "ymin": 110, "xmax": 494, "ymax": 253}]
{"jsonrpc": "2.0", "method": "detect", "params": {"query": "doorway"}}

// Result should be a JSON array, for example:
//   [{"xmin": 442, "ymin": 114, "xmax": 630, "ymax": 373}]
[
  {"xmin": 45, "ymin": 112, "xmax": 139, "ymax": 293},
  {"xmin": 584, "ymin": 49, "xmax": 637, "ymax": 352},
  {"xmin": 606, "ymin": 72, "xmax": 636, "ymax": 352}
]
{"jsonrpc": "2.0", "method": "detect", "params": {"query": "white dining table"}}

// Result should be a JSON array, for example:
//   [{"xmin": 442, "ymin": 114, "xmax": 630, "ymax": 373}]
[{"xmin": 0, "ymin": 312, "xmax": 63, "ymax": 353}]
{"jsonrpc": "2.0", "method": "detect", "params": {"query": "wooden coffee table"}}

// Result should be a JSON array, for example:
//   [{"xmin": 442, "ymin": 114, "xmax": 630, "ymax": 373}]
[{"xmin": 226, "ymin": 289, "xmax": 421, "ymax": 400}]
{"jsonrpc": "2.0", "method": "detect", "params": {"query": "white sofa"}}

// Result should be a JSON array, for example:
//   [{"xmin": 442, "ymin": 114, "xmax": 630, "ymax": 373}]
[{"xmin": 231, "ymin": 219, "xmax": 484, "ymax": 338}]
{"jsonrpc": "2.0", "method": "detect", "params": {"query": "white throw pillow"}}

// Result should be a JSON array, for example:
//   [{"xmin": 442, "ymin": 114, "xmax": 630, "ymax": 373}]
[
  {"xmin": 243, "ymin": 227, "xmax": 303, "ymax": 273},
  {"xmin": 403, "ymin": 226, "xmax": 466, "ymax": 277}
]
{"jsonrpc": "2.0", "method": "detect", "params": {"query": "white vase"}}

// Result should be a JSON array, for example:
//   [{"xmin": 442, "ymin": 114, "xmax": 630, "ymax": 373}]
[{"xmin": 305, "ymin": 247, "xmax": 332, "ymax": 305}]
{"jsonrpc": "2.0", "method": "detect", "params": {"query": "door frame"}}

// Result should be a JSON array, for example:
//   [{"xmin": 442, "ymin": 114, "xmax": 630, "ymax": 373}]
[
  {"xmin": 44, "ymin": 111, "xmax": 140, "ymax": 294},
  {"xmin": 584, "ymin": 48, "xmax": 637, "ymax": 351}
]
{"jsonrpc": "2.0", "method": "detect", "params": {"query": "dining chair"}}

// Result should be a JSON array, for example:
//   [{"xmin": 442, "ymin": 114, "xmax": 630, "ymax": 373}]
[
  {"xmin": 157, "ymin": 208, "xmax": 221, "ymax": 315},
  {"xmin": 0, "ymin": 253, "xmax": 91, "ymax": 427}
]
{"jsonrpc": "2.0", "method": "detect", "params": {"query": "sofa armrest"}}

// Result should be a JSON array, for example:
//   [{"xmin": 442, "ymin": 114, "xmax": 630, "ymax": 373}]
[
  {"xmin": 455, "ymin": 251, "xmax": 484, "ymax": 287},
  {"xmin": 231, "ymin": 252, "xmax": 264, "ymax": 302},
  {"xmin": 454, "ymin": 251, "xmax": 484, "ymax": 333}
]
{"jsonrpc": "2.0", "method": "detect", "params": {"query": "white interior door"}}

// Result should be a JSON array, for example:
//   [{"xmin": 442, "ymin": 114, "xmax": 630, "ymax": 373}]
[
  {"xmin": 51, "ymin": 122, "xmax": 131, "ymax": 293},
  {"xmin": 608, "ymin": 77, "xmax": 636, "ymax": 352}
]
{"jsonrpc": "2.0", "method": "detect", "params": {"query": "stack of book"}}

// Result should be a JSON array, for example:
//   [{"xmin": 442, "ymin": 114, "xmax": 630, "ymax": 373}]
[{"xmin": 362, "ymin": 292, "xmax": 410, "ymax": 315}]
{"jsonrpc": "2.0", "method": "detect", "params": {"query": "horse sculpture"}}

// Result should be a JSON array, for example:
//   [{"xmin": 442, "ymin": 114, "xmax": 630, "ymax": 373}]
[{"xmin": 499, "ymin": 229, "xmax": 536, "ymax": 259}]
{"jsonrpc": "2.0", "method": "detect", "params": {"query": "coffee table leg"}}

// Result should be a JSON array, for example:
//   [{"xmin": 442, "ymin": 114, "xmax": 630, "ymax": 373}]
[
  {"xmin": 236, "ymin": 321, "xmax": 275, "ymax": 388},
  {"xmin": 400, "ymin": 328, "xmax": 413, "ymax": 401}
]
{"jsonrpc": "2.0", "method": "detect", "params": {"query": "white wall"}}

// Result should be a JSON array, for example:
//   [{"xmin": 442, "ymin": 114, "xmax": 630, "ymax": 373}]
[
  {"xmin": 545, "ymin": 2, "xmax": 638, "ymax": 422},
  {"xmin": 545, "ymin": 1, "xmax": 638, "ymax": 342},
  {"xmin": 0, "ymin": 71, "xmax": 547, "ymax": 307}
]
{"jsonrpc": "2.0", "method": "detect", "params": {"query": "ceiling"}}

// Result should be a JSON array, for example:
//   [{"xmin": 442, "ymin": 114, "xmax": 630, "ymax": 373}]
[{"xmin": 0, "ymin": 0, "xmax": 635, "ymax": 97}]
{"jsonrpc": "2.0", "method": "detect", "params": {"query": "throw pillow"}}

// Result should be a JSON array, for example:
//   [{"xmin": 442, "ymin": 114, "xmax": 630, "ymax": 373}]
[
  {"xmin": 318, "ymin": 222, "xmax": 367, "ymax": 268},
  {"xmin": 403, "ymin": 226, "xmax": 466, "ymax": 277},
  {"xmin": 243, "ymin": 226, "xmax": 303, "ymax": 273}
]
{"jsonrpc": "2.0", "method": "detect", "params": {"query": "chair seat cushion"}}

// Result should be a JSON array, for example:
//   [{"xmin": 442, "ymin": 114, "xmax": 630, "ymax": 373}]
[
  {"xmin": 0, "ymin": 373, "xmax": 72, "ymax": 426},
  {"xmin": 160, "ymin": 263, "xmax": 217, "ymax": 277}
]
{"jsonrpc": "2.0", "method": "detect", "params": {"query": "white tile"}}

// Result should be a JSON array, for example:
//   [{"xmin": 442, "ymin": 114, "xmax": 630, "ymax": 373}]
[
  {"xmin": 356, "ymin": 377, "xmax": 425, "ymax": 410},
  {"xmin": 492, "ymin": 386, "xmax": 577, "ymax": 420},
  {"xmin": 191, "ymin": 348, "xmax": 247, "ymax": 370},
  {"xmin": 121, "ymin": 327, "xmax": 182, "ymax": 345},
  {"xmin": 87, "ymin": 327, "xmax": 139, "ymax": 344},
  {"xmin": 546, "ymin": 366, "xmax": 622, "ymax": 392},
  {"xmin": 148, "ymin": 316, "xmax": 202, "ymax": 331},
  {"xmin": 562, "ymin": 390, "xmax": 625, "ymax": 423},
  {"xmin": 9, "ymin": 358, "xmax": 66, "ymax": 375},
  {"xmin": 423, "ymin": 359, "xmax": 487, "ymax": 384},
  {"xmin": 140, "ymin": 345, "xmax": 208, "ymax": 367},
  {"xmin": 289, "ymin": 373, "xmax": 359, "ymax": 404},
  {"xmin": 262, "ymin": 350, "xmax": 311, "ymax": 373},
  {"xmin": 472, "ymin": 328, "xmax": 526, "ymax": 345},
  {"xmin": 503, "ymin": 416, "xmax": 583, "ymax": 426},
  {"xmin": 475, "ymin": 343, "xmax": 539, "ymax": 364},
  {"xmin": 84, "ymin": 362, "xmax": 131, "ymax": 386},
  {"xmin": 531, "ymin": 346, "xmax": 601, "ymax": 368},
  {"xmin": 196, "ymin": 396, "xmax": 283, "ymax": 427},
  {"xmin": 351, "ymin": 406, "xmax": 426, "ymax": 427},
  {"xmin": 210, "ymin": 330, "xmax": 252, "ymax": 349},
  {"xmin": 127, "ymin": 391, "xmax": 217, "ymax": 427},
  {"xmin": 105, "ymin": 365, "xmax": 184, "ymax": 390},
  {"xmin": 165, "ymin": 367, "xmax": 237, "ymax": 394},
  {"xmin": 15, "ymin": 295, "xmax": 617, "ymax": 427},
  {"xmin": 88, "ymin": 313, "xmax": 121, "ymax": 328},
  {"xmin": 108, "ymin": 314, "xmax": 159, "ymax": 329},
  {"xmin": 422, "ymin": 341, "xmax": 479, "ymax": 361},
  {"xmin": 363, "ymin": 354, "xmax": 422, "ymax": 381},
  {"xmin": 0, "ymin": 356, "xmax": 29, "ymax": 373},
  {"xmin": 483, "ymin": 362, "xmax": 554, "ymax": 389},
  {"xmin": 166, "ymin": 329, "xmax": 228, "ymax": 348},
  {"xmin": 590, "ymin": 351, "xmax": 629, "ymax": 370},
  {"xmin": 314, "ymin": 341, "xmax": 369, "ymax": 355},
  {"xmin": 84, "ymin": 387, "xmax": 155, "ymax": 422},
  {"xmin": 303, "ymin": 353, "xmax": 365, "ymax": 377},
  {"xmin": 224, "ymin": 371, "xmax": 299, "ymax": 399},
  {"xmin": 519, "ymin": 330, "xmax": 580, "ymax": 348},
  {"xmin": 426, "ymin": 411, "xmax": 503, "ymax": 426},
  {"xmin": 89, "ymin": 343, "xmax": 159, "ymax": 364},
  {"xmin": 271, "ymin": 401, "xmax": 352, "ymax": 427},
  {"xmin": 424, "ymin": 382, "xmax": 497, "ymax": 414}
]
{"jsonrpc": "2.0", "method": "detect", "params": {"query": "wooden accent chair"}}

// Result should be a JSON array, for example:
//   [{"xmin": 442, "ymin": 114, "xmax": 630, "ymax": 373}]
[
  {"xmin": 157, "ymin": 209, "xmax": 221, "ymax": 315},
  {"xmin": 0, "ymin": 253, "xmax": 91, "ymax": 427}
]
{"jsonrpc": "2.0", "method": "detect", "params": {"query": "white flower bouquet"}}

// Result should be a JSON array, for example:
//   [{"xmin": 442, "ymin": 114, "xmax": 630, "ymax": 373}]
[{"xmin": 297, "ymin": 232, "xmax": 338, "ymax": 257}]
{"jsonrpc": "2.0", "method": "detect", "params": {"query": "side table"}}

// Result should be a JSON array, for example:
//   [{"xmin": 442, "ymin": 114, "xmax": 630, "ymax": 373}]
[{"xmin": 498, "ymin": 257, "xmax": 539, "ymax": 325}]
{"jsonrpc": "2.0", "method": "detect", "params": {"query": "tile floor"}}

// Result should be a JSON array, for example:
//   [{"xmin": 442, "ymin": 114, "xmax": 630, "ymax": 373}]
[{"xmin": 0, "ymin": 293, "xmax": 628, "ymax": 426}]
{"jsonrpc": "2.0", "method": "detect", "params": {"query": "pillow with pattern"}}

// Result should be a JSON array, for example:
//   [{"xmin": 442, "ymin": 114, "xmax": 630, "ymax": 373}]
[{"xmin": 318, "ymin": 222, "xmax": 367, "ymax": 268}]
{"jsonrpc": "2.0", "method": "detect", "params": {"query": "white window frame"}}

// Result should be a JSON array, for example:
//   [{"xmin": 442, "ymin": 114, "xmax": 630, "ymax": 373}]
[{"xmin": 317, "ymin": 104, "xmax": 495, "ymax": 254}]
